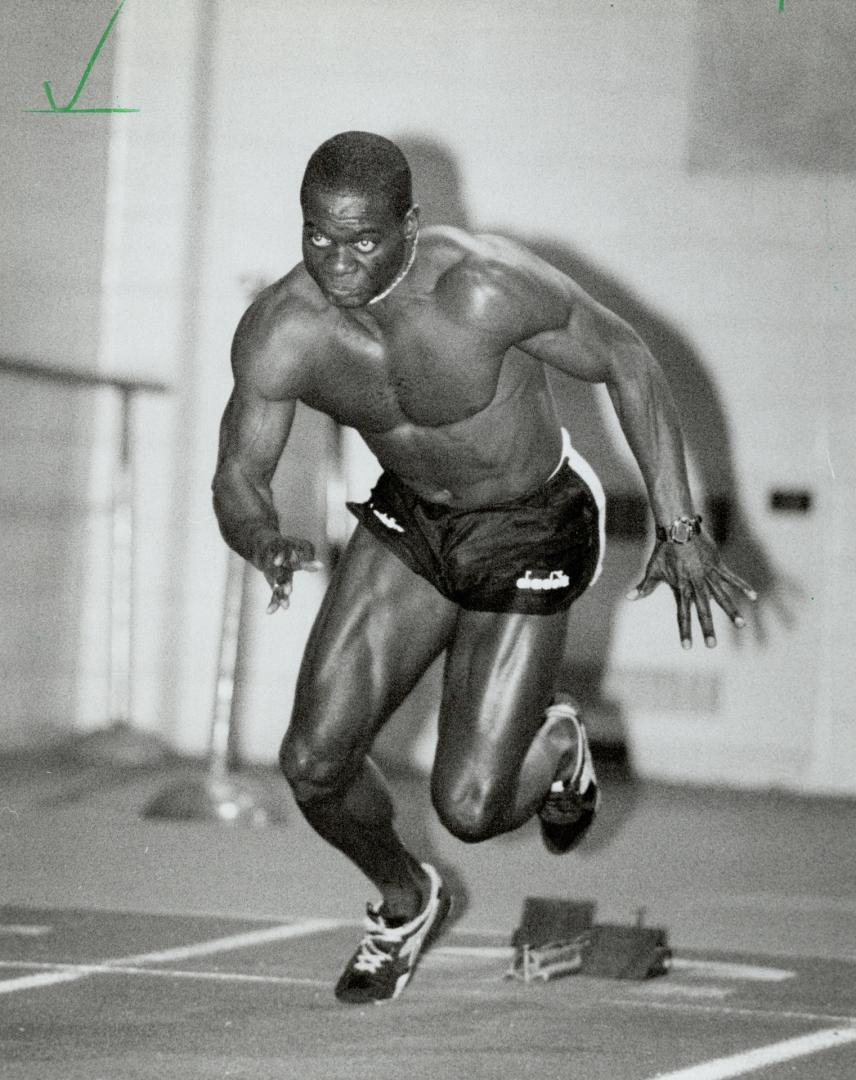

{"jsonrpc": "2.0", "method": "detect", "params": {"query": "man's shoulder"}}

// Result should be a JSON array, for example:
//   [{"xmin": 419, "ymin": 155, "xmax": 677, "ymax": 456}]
[
  {"xmin": 231, "ymin": 265, "xmax": 329, "ymax": 395},
  {"xmin": 423, "ymin": 227, "xmax": 568, "ymax": 337},
  {"xmin": 422, "ymin": 226, "xmax": 530, "ymax": 274},
  {"xmin": 240, "ymin": 265, "xmax": 328, "ymax": 337}
]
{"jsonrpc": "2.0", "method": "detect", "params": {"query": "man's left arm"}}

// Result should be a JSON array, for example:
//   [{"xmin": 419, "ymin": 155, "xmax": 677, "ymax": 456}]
[{"xmin": 504, "ymin": 249, "xmax": 757, "ymax": 648}]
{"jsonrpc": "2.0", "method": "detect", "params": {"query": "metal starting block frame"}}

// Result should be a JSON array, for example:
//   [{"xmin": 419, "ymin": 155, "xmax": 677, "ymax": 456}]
[
  {"xmin": 507, "ymin": 897, "xmax": 672, "ymax": 984},
  {"xmin": 509, "ymin": 937, "xmax": 590, "ymax": 983}
]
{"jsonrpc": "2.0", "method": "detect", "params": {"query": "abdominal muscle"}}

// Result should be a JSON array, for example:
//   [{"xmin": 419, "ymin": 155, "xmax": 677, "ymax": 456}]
[{"xmin": 362, "ymin": 372, "xmax": 563, "ymax": 508}]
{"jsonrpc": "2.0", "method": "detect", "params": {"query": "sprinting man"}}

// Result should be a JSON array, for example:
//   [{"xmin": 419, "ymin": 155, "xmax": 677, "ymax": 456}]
[{"xmin": 212, "ymin": 131, "xmax": 755, "ymax": 1004}]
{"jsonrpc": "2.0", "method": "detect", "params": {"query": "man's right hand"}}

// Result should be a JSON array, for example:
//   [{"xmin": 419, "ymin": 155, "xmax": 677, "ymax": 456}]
[{"xmin": 255, "ymin": 534, "xmax": 323, "ymax": 613}]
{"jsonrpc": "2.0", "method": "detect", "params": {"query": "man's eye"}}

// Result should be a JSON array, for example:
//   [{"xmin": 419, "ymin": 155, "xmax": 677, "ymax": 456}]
[
  {"xmin": 353, "ymin": 239, "xmax": 377, "ymax": 253},
  {"xmin": 309, "ymin": 233, "xmax": 331, "ymax": 248}
]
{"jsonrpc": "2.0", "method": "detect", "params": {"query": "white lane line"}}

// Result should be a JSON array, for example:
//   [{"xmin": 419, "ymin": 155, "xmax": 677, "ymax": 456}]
[
  {"xmin": 430, "ymin": 947, "xmax": 794, "ymax": 984},
  {"xmin": 0, "ymin": 925, "xmax": 52, "ymax": 937},
  {"xmin": 114, "ymin": 918, "xmax": 342, "ymax": 966},
  {"xmin": 613, "ymin": 998, "xmax": 856, "ymax": 1026},
  {"xmin": 646, "ymin": 1027, "xmax": 856, "ymax": 1079},
  {"xmin": 670, "ymin": 959, "xmax": 794, "ymax": 982},
  {"xmin": 0, "ymin": 970, "xmax": 89, "ymax": 994},
  {"xmin": 0, "ymin": 961, "xmax": 326, "ymax": 989},
  {"xmin": 0, "ymin": 918, "xmax": 342, "ymax": 996},
  {"xmin": 432, "ymin": 945, "xmax": 512, "ymax": 960},
  {"xmin": 90, "ymin": 964, "xmax": 328, "ymax": 988}
]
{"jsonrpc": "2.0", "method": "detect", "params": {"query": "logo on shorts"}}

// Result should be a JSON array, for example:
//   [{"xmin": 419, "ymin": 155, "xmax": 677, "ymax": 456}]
[
  {"xmin": 516, "ymin": 570, "xmax": 570, "ymax": 591},
  {"xmin": 372, "ymin": 506, "xmax": 405, "ymax": 533}
]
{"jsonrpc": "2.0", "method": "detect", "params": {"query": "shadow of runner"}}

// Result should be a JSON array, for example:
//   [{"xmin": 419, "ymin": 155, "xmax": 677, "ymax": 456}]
[{"xmin": 393, "ymin": 134, "xmax": 790, "ymax": 792}]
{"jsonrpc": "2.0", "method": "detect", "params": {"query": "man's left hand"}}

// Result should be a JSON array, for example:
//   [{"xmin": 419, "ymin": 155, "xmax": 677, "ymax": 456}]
[{"xmin": 627, "ymin": 531, "xmax": 757, "ymax": 649}]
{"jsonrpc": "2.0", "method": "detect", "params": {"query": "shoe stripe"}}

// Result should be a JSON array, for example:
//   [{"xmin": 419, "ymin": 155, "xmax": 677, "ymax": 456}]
[
  {"xmin": 386, "ymin": 881, "xmax": 449, "ymax": 999},
  {"xmin": 397, "ymin": 867, "xmax": 442, "ymax": 966},
  {"xmin": 547, "ymin": 707, "xmax": 596, "ymax": 793},
  {"xmin": 576, "ymin": 727, "xmax": 597, "ymax": 792},
  {"xmin": 545, "ymin": 700, "xmax": 584, "ymax": 787}
]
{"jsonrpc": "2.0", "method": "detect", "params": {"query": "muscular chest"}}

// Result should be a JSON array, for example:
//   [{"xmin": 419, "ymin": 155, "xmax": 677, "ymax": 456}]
[{"xmin": 301, "ymin": 306, "xmax": 507, "ymax": 430}]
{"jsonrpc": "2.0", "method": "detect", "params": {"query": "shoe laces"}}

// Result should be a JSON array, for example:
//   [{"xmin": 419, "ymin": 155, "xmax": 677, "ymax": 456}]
[{"xmin": 351, "ymin": 907, "xmax": 404, "ymax": 974}]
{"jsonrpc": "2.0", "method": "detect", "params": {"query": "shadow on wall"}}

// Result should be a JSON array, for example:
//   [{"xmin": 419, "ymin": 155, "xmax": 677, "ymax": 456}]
[{"xmin": 387, "ymin": 134, "xmax": 789, "ymax": 795}]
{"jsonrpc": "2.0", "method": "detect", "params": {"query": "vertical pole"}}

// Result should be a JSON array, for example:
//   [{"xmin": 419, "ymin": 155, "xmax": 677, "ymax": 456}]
[
  {"xmin": 109, "ymin": 386, "xmax": 134, "ymax": 724},
  {"xmin": 143, "ymin": 548, "xmax": 281, "ymax": 824},
  {"xmin": 207, "ymin": 549, "xmax": 246, "ymax": 786}
]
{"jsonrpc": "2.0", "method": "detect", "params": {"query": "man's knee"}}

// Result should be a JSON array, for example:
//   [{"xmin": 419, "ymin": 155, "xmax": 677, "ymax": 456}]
[
  {"xmin": 278, "ymin": 730, "xmax": 354, "ymax": 805},
  {"xmin": 430, "ymin": 773, "xmax": 504, "ymax": 844}
]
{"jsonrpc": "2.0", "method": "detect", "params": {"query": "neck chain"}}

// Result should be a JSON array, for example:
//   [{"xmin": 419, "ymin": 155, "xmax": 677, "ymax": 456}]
[{"xmin": 368, "ymin": 232, "xmax": 419, "ymax": 305}]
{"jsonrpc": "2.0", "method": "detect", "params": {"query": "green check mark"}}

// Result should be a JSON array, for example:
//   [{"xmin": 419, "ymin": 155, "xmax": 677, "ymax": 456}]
[{"xmin": 27, "ymin": 1, "xmax": 139, "ymax": 114}]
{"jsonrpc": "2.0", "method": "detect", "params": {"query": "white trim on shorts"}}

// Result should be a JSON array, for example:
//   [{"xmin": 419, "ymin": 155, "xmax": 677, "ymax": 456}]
[{"xmin": 552, "ymin": 427, "xmax": 606, "ymax": 587}]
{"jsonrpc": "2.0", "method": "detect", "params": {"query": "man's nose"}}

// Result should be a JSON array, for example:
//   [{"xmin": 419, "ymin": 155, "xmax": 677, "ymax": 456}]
[{"xmin": 327, "ymin": 246, "xmax": 357, "ymax": 276}]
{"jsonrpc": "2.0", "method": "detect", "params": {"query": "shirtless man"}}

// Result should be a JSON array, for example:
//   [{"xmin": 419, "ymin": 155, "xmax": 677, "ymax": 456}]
[{"xmin": 212, "ymin": 131, "xmax": 755, "ymax": 1004}]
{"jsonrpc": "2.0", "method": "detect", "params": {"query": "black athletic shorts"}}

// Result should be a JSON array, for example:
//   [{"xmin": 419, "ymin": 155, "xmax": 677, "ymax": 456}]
[{"xmin": 346, "ymin": 459, "xmax": 602, "ymax": 615}]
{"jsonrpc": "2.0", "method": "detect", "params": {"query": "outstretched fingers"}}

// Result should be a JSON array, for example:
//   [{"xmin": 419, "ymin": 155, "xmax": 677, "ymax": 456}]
[
  {"xmin": 626, "ymin": 537, "xmax": 757, "ymax": 649},
  {"xmin": 680, "ymin": 572, "xmax": 755, "ymax": 650},
  {"xmin": 627, "ymin": 573, "xmax": 662, "ymax": 602},
  {"xmin": 715, "ymin": 563, "xmax": 758, "ymax": 602},
  {"xmin": 692, "ymin": 580, "xmax": 717, "ymax": 649},
  {"xmin": 708, "ymin": 572, "xmax": 747, "ymax": 629},
  {"xmin": 673, "ymin": 583, "xmax": 694, "ymax": 650}
]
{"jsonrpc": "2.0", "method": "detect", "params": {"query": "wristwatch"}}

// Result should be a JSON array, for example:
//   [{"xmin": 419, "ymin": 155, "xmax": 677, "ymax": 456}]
[{"xmin": 655, "ymin": 514, "xmax": 703, "ymax": 544}]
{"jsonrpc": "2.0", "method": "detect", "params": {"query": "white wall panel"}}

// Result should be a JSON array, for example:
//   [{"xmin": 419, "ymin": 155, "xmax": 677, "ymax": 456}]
[{"xmin": 2, "ymin": 1, "xmax": 851, "ymax": 791}]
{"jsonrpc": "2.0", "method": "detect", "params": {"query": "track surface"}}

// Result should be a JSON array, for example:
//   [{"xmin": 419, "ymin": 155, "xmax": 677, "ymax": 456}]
[{"xmin": 2, "ymin": 906, "xmax": 856, "ymax": 1080}]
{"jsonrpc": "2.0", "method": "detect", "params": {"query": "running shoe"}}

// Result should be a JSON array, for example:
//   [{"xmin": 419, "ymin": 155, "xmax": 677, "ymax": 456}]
[
  {"xmin": 334, "ymin": 863, "xmax": 451, "ymax": 1004},
  {"xmin": 538, "ymin": 695, "xmax": 601, "ymax": 854}
]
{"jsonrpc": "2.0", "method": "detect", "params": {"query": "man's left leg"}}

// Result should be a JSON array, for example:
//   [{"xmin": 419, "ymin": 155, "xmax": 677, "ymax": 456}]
[{"xmin": 430, "ymin": 608, "xmax": 597, "ymax": 844}]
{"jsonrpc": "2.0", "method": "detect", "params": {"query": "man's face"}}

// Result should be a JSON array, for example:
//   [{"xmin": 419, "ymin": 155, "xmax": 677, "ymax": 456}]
[{"xmin": 301, "ymin": 186, "xmax": 414, "ymax": 308}]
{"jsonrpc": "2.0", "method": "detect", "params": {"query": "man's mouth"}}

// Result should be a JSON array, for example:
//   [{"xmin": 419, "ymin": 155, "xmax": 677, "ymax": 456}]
[{"xmin": 324, "ymin": 282, "xmax": 368, "ymax": 305}]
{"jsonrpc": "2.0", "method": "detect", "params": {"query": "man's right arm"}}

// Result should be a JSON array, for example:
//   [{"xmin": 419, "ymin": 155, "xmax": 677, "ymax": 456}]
[
  {"xmin": 212, "ymin": 303, "xmax": 319, "ymax": 608},
  {"xmin": 212, "ymin": 383, "xmax": 296, "ymax": 567}
]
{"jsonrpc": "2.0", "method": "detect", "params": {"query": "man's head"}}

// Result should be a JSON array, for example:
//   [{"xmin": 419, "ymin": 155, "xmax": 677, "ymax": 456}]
[{"xmin": 300, "ymin": 132, "xmax": 418, "ymax": 308}]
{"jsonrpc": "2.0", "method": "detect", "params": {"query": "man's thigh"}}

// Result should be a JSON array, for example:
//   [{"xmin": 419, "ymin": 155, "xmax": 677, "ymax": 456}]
[
  {"xmin": 286, "ymin": 525, "xmax": 458, "ymax": 764},
  {"xmin": 432, "ymin": 609, "xmax": 568, "ymax": 805}
]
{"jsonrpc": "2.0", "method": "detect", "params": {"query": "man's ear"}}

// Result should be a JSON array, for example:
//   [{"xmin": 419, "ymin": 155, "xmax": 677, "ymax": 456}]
[{"xmin": 404, "ymin": 205, "xmax": 420, "ymax": 240}]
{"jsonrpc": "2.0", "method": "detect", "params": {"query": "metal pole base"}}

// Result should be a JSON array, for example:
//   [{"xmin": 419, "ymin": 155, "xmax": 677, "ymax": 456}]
[
  {"xmin": 142, "ymin": 774, "xmax": 285, "ymax": 826},
  {"xmin": 67, "ymin": 720, "xmax": 174, "ymax": 768}
]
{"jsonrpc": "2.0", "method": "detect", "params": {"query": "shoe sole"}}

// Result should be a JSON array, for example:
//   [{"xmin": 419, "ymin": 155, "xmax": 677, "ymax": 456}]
[{"xmin": 539, "ymin": 795, "xmax": 598, "ymax": 855}]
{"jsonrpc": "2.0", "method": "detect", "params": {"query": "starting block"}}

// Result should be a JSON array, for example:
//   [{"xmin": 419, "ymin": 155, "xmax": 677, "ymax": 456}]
[
  {"xmin": 507, "ymin": 897, "xmax": 671, "ymax": 984},
  {"xmin": 511, "ymin": 897, "xmax": 595, "ymax": 949},
  {"xmin": 579, "ymin": 923, "xmax": 671, "ymax": 980}
]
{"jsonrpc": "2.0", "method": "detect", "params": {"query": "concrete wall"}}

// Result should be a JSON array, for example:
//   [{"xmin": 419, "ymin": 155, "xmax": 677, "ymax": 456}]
[
  {"xmin": 0, "ymin": 1, "xmax": 115, "ymax": 747},
  {"xmin": 2, "ymin": 1, "xmax": 853, "ymax": 793}
]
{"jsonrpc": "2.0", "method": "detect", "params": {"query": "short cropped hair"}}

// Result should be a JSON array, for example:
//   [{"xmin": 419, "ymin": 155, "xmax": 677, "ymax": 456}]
[{"xmin": 300, "ymin": 132, "xmax": 413, "ymax": 219}]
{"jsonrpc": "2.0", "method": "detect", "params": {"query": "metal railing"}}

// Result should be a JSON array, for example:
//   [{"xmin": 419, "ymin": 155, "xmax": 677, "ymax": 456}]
[
  {"xmin": 1, "ymin": 355, "xmax": 170, "ymax": 748},
  {"xmin": 2, "ymin": 354, "xmax": 287, "ymax": 822}
]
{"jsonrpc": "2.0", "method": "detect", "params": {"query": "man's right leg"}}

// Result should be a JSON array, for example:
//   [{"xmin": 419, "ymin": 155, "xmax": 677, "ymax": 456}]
[{"xmin": 279, "ymin": 525, "xmax": 458, "ymax": 923}]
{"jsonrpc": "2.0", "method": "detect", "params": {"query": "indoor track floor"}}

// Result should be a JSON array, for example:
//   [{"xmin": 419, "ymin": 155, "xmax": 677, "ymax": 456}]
[{"xmin": 3, "ymin": 746, "xmax": 856, "ymax": 1079}]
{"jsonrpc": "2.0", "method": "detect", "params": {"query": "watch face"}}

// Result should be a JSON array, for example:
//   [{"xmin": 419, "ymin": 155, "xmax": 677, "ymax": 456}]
[{"xmin": 672, "ymin": 520, "xmax": 693, "ymax": 543}]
